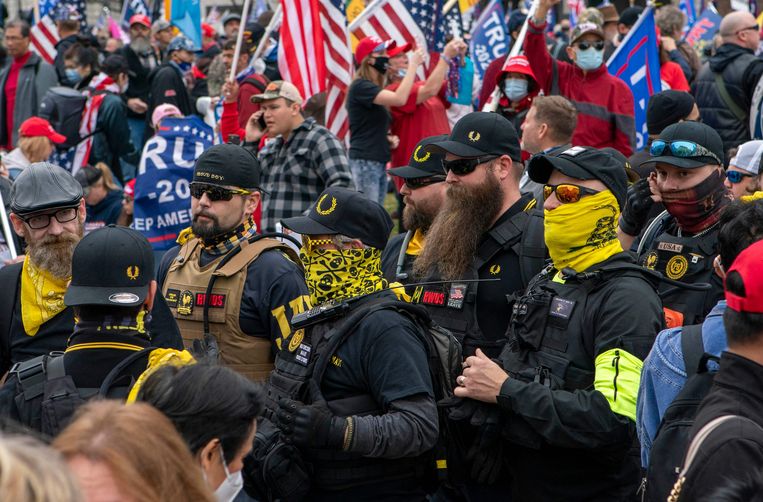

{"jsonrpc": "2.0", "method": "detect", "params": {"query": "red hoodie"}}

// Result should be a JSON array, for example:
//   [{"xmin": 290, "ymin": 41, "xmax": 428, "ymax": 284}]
[{"xmin": 525, "ymin": 19, "xmax": 636, "ymax": 156}]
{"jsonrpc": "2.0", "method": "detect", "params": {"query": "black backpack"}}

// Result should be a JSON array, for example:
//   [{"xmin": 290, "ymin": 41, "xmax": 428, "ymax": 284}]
[
  {"xmin": 38, "ymin": 86, "xmax": 101, "ymax": 150},
  {"xmin": 642, "ymin": 324, "xmax": 720, "ymax": 501},
  {"xmin": 11, "ymin": 347, "xmax": 153, "ymax": 437}
]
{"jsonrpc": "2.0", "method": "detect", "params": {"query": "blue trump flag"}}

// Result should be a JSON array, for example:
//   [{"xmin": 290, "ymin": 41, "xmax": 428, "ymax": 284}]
[
  {"xmin": 679, "ymin": 0, "xmax": 696, "ymax": 37},
  {"xmin": 684, "ymin": 5, "xmax": 722, "ymax": 56},
  {"xmin": 170, "ymin": 0, "xmax": 202, "ymax": 50},
  {"xmin": 470, "ymin": 0, "xmax": 509, "ymax": 80},
  {"xmin": 133, "ymin": 116, "xmax": 214, "ymax": 251},
  {"xmin": 607, "ymin": 6, "xmax": 662, "ymax": 151}
]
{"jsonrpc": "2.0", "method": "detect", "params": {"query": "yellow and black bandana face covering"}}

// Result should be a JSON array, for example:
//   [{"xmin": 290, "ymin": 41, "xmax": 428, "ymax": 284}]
[
  {"xmin": 300, "ymin": 247, "xmax": 388, "ymax": 305},
  {"xmin": 544, "ymin": 189, "xmax": 624, "ymax": 275}
]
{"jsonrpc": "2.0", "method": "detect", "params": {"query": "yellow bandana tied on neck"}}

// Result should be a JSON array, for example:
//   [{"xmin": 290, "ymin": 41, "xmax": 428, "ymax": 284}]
[
  {"xmin": 544, "ymin": 190, "xmax": 624, "ymax": 274},
  {"xmin": 300, "ymin": 247, "xmax": 387, "ymax": 305},
  {"xmin": 20, "ymin": 257, "xmax": 70, "ymax": 336},
  {"xmin": 126, "ymin": 348, "xmax": 196, "ymax": 403},
  {"xmin": 406, "ymin": 229, "xmax": 426, "ymax": 256}
]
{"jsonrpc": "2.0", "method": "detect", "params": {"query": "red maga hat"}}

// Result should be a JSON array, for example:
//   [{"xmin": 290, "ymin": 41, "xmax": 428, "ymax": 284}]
[{"xmin": 19, "ymin": 117, "xmax": 66, "ymax": 144}]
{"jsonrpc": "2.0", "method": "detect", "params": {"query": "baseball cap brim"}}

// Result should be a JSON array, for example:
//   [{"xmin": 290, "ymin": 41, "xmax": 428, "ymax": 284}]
[
  {"xmin": 49, "ymin": 131, "xmax": 66, "ymax": 144},
  {"xmin": 426, "ymin": 139, "xmax": 487, "ymax": 158},
  {"xmin": 251, "ymin": 92, "xmax": 279, "ymax": 103},
  {"xmin": 281, "ymin": 215, "xmax": 337, "ymax": 236},
  {"xmin": 527, "ymin": 154, "xmax": 596, "ymax": 184},
  {"xmin": 639, "ymin": 156, "xmax": 709, "ymax": 169},
  {"xmin": 64, "ymin": 285, "xmax": 148, "ymax": 307},
  {"xmin": 388, "ymin": 165, "xmax": 435, "ymax": 178},
  {"xmin": 571, "ymin": 28, "xmax": 605, "ymax": 45}
]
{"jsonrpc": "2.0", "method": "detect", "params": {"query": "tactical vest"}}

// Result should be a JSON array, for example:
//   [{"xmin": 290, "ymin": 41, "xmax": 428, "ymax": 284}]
[
  {"xmin": 162, "ymin": 237, "xmax": 300, "ymax": 381},
  {"xmin": 499, "ymin": 259, "xmax": 658, "ymax": 448},
  {"xmin": 639, "ymin": 214, "xmax": 721, "ymax": 327},
  {"xmin": 412, "ymin": 206, "xmax": 546, "ymax": 358},
  {"xmin": 264, "ymin": 297, "xmax": 430, "ymax": 491}
]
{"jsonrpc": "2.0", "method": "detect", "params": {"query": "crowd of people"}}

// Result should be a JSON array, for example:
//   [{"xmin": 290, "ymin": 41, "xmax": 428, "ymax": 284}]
[{"xmin": 1, "ymin": 0, "xmax": 763, "ymax": 500}]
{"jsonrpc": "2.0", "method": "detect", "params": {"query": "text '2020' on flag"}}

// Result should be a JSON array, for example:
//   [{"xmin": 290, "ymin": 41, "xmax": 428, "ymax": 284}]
[
  {"xmin": 134, "ymin": 116, "xmax": 214, "ymax": 250},
  {"xmin": 278, "ymin": 0, "xmax": 353, "ymax": 140},
  {"xmin": 607, "ymin": 5, "xmax": 661, "ymax": 151},
  {"xmin": 469, "ymin": 0, "xmax": 509, "ymax": 81}
]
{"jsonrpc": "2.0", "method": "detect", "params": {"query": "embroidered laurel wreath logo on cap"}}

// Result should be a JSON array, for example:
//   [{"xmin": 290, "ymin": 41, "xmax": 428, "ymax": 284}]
[
  {"xmin": 126, "ymin": 266, "xmax": 140, "ymax": 280},
  {"xmin": 315, "ymin": 194, "xmax": 337, "ymax": 215},
  {"xmin": 468, "ymin": 131, "xmax": 481, "ymax": 142},
  {"xmin": 413, "ymin": 145, "xmax": 430, "ymax": 163}
]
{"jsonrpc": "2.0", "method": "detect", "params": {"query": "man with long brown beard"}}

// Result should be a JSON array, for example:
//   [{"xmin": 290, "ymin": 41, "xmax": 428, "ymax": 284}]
[
  {"xmin": 0, "ymin": 163, "xmax": 182, "ymax": 379},
  {"xmin": 414, "ymin": 112, "xmax": 546, "ymax": 360}
]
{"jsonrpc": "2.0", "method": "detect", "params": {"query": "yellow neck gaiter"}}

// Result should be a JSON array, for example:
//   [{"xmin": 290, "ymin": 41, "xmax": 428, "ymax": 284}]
[
  {"xmin": 20, "ymin": 257, "xmax": 70, "ymax": 336},
  {"xmin": 300, "ymin": 247, "xmax": 388, "ymax": 305},
  {"xmin": 406, "ymin": 229, "xmax": 426, "ymax": 256},
  {"xmin": 544, "ymin": 189, "xmax": 623, "ymax": 274}
]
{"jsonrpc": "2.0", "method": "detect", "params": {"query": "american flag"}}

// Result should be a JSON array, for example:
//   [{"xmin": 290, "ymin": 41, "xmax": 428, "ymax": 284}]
[
  {"xmin": 278, "ymin": 0, "xmax": 353, "ymax": 140},
  {"xmin": 30, "ymin": 0, "xmax": 87, "ymax": 64},
  {"xmin": 349, "ymin": 0, "xmax": 444, "ymax": 78}
]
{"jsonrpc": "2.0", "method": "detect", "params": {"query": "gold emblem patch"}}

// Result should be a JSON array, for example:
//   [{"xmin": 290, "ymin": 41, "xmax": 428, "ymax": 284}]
[
  {"xmin": 489, "ymin": 264, "xmax": 501, "ymax": 275},
  {"xmin": 177, "ymin": 290, "xmax": 194, "ymax": 315},
  {"xmin": 412, "ymin": 145, "xmax": 431, "ymax": 163},
  {"xmin": 467, "ymin": 131, "xmax": 480, "ymax": 142},
  {"xmin": 666, "ymin": 255, "xmax": 689, "ymax": 280},
  {"xmin": 126, "ymin": 266, "xmax": 140, "ymax": 280},
  {"xmin": 288, "ymin": 329, "xmax": 305, "ymax": 352},
  {"xmin": 644, "ymin": 252, "xmax": 658, "ymax": 270},
  {"xmin": 315, "ymin": 194, "xmax": 337, "ymax": 215}
]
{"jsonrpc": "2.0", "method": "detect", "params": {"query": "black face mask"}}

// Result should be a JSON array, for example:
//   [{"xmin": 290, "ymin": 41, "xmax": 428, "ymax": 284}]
[{"xmin": 371, "ymin": 56, "xmax": 389, "ymax": 74}]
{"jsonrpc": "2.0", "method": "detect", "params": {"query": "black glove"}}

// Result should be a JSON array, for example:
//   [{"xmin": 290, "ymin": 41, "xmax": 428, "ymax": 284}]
[
  {"xmin": 466, "ymin": 406, "xmax": 505, "ymax": 484},
  {"xmin": 277, "ymin": 398, "xmax": 347, "ymax": 449},
  {"xmin": 619, "ymin": 178, "xmax": 656, "ymax": 236}
]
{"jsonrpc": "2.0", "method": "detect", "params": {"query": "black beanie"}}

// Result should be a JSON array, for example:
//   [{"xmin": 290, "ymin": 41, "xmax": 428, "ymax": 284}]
[
  {"xmin": 646, "ymin": 90, "xmax": 696, "ymax": 136},
  {"xmin": 193, "ymin": 144, "xmax": 261, "ymax": 190}
]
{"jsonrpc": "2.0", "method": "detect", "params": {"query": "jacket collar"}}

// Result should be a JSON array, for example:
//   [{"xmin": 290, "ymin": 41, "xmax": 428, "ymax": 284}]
[
  {"xmin": 572, "ymin": 62, "xmax": 608, "ymax": 80},
  {"xmin": 715, "ymin": 351, "xmax": 763, "ymax": 403}
]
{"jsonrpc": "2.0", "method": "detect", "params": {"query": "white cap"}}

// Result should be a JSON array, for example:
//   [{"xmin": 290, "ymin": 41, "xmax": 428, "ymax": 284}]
[{"xmin": 730, "ymin": 140, "xmax": 763, "ymax": 175}]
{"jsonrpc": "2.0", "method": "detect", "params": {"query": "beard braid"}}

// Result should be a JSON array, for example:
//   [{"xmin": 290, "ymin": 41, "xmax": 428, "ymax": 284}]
[
  {"xmin": 25, "ymin": 229, "xmax": 82, "ymax": 279},
  {"xmin": 413, "ymin": 171, "xmax": 503, "ymax": 281}
]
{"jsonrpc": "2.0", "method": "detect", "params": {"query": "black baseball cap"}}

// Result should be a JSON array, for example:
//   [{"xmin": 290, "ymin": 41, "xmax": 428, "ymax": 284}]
[
  {"xmin": 388, "ymin": 135, "xmax": 448, "ymax": 179},
  {"xmin": 425, "ymin": 112, "xmax": 522, "ymax": 162},
  {"xmin": 10, "ymin": 162, "xmax": 83, "ymax": 216},
  {"xmin": 619, "ymin": 6, "xmax": 643, "ymax": 27},
  {"xmin": 74, "ymin": 164, "xmax": 103, "ymax": 191},
  {"xmin": 281, "ymin": 187, "xmax": 393, "ymax": 249},
  {"xmin": 643, "ymin": 121, "xmax": 724, "ymax": 169},
  {"xmin": 528, "ymin": 146, "xmax": 628, "ymax": 209},
  {"xmin": 646, "ymin": 90, "xmax": 696, "ymax": 135},
  {"xmin": 193, "ymin": 143, "xmax": 261, "ymax": 190},
  {"xmin": 65, "ymin": 225, "xmax": 155, "ymax": 308}
]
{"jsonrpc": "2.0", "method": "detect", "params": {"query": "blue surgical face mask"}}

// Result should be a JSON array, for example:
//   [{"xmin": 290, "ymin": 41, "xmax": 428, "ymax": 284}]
[
  {"xmin": 503, "ymin": 78, "xmax": 529, "ymax": 102},
  {"xmin": 397, "ymin": 69, "xmax": 407, "ymax": 78},
  {"xmin": 575, "ymin": 47, "xmax": 604, "ymax": 71},
  {"xmin": 65, "ymin": 68, "xmax": 82, "ymax": 84}
]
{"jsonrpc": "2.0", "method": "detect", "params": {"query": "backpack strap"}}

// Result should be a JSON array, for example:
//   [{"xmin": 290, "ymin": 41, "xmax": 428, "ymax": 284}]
[
  {"xmin": 214, "ymin": 238, "xmax": 303, "ymax": 277},
  {"xmin": 0, "ymin": 263, "xmax": 22, "ymax": 370},
  {"xmin": 518, "ymin": 206, "xmax": 546, "ymax": 286},
  {"xmin": 714, "ymin": 73, "xmax": 746, "ymax": 122},
  {"xmin": 680, "ymin": 324, "xmax": 705, "ymax": 378},
  {"xmin": 97, "ymin": 347, "xmax": 155, "ymax": 397},
  {"xmin": 550, "ymin": 58, "xmax": 559, "ymax": 96}
]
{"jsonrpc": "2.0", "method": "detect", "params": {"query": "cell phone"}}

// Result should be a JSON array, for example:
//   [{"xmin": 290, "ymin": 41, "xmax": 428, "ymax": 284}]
[{"xmin": 258, "ymin": 114, "xmax": 267, "ymax": 130}]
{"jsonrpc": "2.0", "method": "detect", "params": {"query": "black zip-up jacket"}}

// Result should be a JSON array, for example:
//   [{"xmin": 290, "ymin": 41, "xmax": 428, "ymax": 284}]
[{"xmin": 679, "ymin": 352, "xmax": 763, "ymax": 500}]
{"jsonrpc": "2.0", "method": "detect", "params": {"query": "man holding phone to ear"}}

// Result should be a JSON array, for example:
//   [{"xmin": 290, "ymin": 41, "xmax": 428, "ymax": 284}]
[{"xmin": 244, "ymin": 81, "xmax": 353, "ymax": 233}]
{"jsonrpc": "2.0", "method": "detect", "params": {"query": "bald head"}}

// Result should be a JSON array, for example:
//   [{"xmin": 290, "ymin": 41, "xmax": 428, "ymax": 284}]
[{"xmin": 720, "ymin": 11, "xmax": 760, "ymax": 50}]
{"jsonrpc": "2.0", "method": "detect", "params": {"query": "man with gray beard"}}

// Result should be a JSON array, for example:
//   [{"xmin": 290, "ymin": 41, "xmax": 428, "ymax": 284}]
[
  {"xmin": 413, "ymin": 112, "xmax": 547, "ymax": 361},
  {"xmin": 0, "ymin": 163, "xmax": 182, "ymax": 379}
]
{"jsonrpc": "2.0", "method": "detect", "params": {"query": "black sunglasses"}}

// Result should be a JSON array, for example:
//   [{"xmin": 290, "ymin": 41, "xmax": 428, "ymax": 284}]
[
  {"xmin": 404, "ymin": 175, "xmax": 447, "ymax": 189},
  {"xmin": 190, "ymin": 182, "xmax": 251, "ymax": 202},
  {"xmin": 441, "ymin": 155, "xmax": 499, "ymax": 176},
  {"xmin": 577, "ymin": 40, "xmax": 605, "ymax": 51},
  {"xmin": 734, "ymin": 24, "xmax": 759, "ymax": 35}
]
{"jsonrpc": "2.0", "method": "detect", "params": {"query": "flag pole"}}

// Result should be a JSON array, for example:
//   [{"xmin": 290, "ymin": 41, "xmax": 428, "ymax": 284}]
[
  {"xmin": 33, "ymin": 0, "xmax": 40, "ymax": 24},
  {"xmin": 251, "ymin": 4, "xmax": 282, "ymax": 62},
  {"xmin": 443, "ymin": 0, "xmax": 458, "ymax": 13},
  {"xmin": 347, "ymin": 0, "xmax": 386, "ymax": 32},
  {"xmin": 229, "ymin": 0, "xmax": 254, "ymax": 80},
  {"xmin": 0, "ymin": 189, "xmax": 17, "ymax": 260},
  {"xmin": 481, "ymin": 0, "xmax": 538, "ymax": 111}
]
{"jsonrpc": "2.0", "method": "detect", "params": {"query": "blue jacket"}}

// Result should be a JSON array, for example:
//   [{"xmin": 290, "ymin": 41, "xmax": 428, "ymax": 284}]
[
  {"xmin": 84, "ymin": 189, "xmax": 123, "ymax": 234},
  {"xmin": 636, "ymin": 301, "xmax": 727, "ymax": 466}
]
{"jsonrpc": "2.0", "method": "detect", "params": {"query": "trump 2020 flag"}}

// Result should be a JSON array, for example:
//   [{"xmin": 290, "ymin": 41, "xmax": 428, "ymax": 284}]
[
  {"xmin": 469, "ymin": 1, "xmax": 509, "ymax": 80},
  {"xmin": 607, "ymin": 6, "xmax": 661, "ymax": 151},
  {"xmin": 684, "ymin": 5, "xmax": 722, "ymax": 56},
  {"xmin": 133, "ymin": 116, "xmax": 213, "ymax": 250},
  {"xmin": 121, "ymin": 0, "xmax": 150, "ymax": 31}
]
